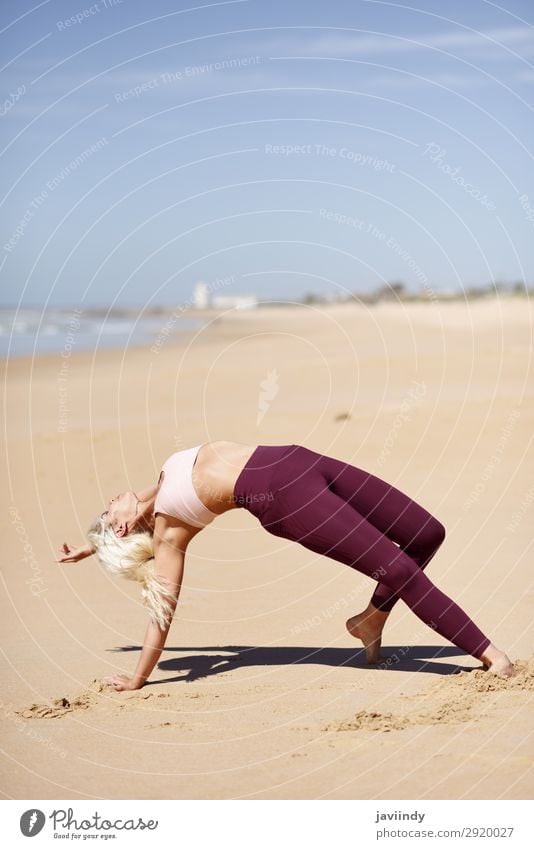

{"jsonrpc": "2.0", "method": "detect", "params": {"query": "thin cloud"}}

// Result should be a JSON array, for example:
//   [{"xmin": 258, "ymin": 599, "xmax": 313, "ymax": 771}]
[
  {"xmin": 266, "ymin": 24, "xmax": 534, "ymax": 58},
  {"xmin": 363, "ymin": 71, "xmax": 490, "ymax": 89}
]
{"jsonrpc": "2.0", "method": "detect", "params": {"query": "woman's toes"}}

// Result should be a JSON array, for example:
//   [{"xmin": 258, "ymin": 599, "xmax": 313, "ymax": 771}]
[{"xmin": 487, "ymin": 659, "xmax": 516, "ymax": 678}]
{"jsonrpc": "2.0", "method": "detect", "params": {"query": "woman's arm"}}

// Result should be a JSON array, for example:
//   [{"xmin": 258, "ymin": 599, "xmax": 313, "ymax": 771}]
[
  {"xmin": 104, "ymin": 538, "xmax": 185, "ymax": 691},
  {"xmin": 128, "ymin": 616, "xmax": 175, "ymax": 689}
]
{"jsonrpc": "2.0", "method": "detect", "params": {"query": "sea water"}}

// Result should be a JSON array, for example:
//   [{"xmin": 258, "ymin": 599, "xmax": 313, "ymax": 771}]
[{"xmin": 0, "ymin": 308, "xmax": 205, "ymax": 358}]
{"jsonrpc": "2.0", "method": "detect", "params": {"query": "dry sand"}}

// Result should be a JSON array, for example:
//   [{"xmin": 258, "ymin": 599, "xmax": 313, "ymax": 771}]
[{"xmin": 1, "ymin": 297, "xmax": 533, "ymax": 799}]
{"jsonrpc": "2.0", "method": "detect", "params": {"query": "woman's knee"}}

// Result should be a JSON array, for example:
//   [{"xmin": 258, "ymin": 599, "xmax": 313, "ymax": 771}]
[
  {"xmin": 411, "ymin": 518, "xmax": 446, "ymax": 557},
  {"xmin": 430, "ymin": 519, "xmax": 446, "ymax": 549},
  {"xmin": 383, "ymin": 552, "xmax": 420, "ymax": 593}
]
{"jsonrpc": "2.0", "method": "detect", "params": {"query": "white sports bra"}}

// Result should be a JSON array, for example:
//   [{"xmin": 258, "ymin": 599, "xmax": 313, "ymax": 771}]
[{"xmin": 154, "ymin": 444, "xmax": 219, "ymax": 528}]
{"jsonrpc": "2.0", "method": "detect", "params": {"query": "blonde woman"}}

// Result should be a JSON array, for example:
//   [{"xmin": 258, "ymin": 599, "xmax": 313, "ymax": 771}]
[{"xmin": 57, "ymin": 441, "xmax": 515, "ymax": 690}]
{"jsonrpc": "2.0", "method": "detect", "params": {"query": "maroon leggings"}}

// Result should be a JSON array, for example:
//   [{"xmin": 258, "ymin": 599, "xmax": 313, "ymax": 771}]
[{"xmin": 233, "ymin": 444, "xmax": 491, "ymax": 659}]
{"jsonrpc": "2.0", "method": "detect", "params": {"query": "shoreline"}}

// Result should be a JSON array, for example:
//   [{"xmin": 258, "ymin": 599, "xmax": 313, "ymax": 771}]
[{"xmin": 2, "ymin": 294, "xmax": 532, "ymax": 369}]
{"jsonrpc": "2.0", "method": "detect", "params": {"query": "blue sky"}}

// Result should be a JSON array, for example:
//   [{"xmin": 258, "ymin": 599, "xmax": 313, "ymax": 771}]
[{"xmin": 1, "ymin": 0, "xmax": 533, "ymax": 308}]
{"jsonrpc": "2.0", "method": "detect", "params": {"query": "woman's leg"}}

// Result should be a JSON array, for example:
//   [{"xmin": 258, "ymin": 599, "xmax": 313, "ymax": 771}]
[
  {"xmin": 283, "ymin": 448, "xmax": 447, "ymax": 658},
  {"xmin": 297, "ymin": 447, "xmax": 447, "ymax": 611},
  {"xmin": 265, "ymin": 452, "xmax": 491, "ymax": 660}
]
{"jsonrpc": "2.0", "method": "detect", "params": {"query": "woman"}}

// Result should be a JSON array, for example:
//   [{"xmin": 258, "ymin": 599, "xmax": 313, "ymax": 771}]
[{"xmin": 57, "ymin": 441, "xmax": 515, "ymax": 689}]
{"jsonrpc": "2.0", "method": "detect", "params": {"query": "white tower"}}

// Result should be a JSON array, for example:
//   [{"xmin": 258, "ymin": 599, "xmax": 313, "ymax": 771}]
[{"xmin": 193, "ymin": 281, "xmax": 210, "ymax": 309}]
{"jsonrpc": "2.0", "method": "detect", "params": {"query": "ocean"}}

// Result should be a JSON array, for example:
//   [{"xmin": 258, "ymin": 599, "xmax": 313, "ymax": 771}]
[{"xmin": 0, "ymin": 308, "xmax": 205, "ymax": 359}]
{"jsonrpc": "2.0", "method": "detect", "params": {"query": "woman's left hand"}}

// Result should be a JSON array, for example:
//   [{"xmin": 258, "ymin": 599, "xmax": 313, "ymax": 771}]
[
  {"xmin": 55, "ymin": 543, "xmax": 95, "ymax": 563},
  {"xmin": 103, "ymin": 674, "xmax": 143, "ymax": 691}
]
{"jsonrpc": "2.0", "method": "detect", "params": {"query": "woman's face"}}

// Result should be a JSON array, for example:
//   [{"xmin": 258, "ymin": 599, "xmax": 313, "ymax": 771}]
[{"xmin": 101, "ymin": 491, "xmax": 138, "ymax": 536}]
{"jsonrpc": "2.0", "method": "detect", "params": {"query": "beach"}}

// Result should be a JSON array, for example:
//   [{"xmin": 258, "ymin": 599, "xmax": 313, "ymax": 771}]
[{"xmin": 1, "ymin": 296, "xmax": 533, "ymax": 800}]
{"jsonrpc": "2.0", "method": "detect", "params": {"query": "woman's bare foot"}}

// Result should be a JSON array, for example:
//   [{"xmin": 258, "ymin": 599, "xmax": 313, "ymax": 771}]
[
  {"xmin": 480, "ymin": 643, "xmax": 516, "ymax": 677},
  {"xmin": 346, "ymin": 604, "xmax": 390, "ymax": 664}
]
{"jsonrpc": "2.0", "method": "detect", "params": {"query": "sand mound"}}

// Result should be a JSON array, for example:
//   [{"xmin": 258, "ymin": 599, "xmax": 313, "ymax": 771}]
[
  {"xmin": 14, "ymin": 681, "xmax": 173, "ymax": 720},
  {"xmin": 439, "ymin": 658, "xmax": 534, "ymax": 693},
  {"xmin": 15, "ymin": 679, "xmax": 113, "ymax": 719},
  {"xmin": 325, "ymin": 657, "xmax": 534, "ymax": 734},
  {"xmin": 326, "ymin": 711, "xmax": 410, "ymax": 732}
]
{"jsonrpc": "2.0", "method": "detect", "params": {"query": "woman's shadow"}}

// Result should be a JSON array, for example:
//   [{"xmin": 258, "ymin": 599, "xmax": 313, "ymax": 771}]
[{"xmin": 110, "ymin": 644, "xmax": 477, "ymax": 685}]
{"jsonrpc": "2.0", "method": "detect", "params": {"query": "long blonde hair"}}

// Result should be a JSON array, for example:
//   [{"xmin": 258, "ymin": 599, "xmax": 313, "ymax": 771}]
[{"xmin": 86, "ymin": 516, "xmax": 175, "ymax": 629}]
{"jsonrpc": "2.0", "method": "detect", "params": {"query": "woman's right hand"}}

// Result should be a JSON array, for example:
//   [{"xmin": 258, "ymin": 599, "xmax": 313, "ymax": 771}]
[{"xmin": 55, "ymin": 543, "xmax": 94, "ymax": 563}]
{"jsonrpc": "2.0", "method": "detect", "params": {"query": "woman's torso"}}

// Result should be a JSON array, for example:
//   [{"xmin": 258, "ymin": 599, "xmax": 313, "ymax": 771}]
[
  {"xmin": 155, "ymin": 440, "xmax": 257, "ymax": 532},
  {"xmin": 192, "ymin": 441, "xmax": 257, "ymax": 515}
]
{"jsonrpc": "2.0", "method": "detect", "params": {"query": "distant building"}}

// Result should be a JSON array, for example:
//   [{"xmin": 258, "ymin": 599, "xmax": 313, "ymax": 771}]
[
  {"xmin": 193, "ymin": 281, "xmax": 210, "ymax": 309},
  {"xmin": 376, "ymin": 281, "xmax": 408, "ymax": 300},
  {"xmin": 211, "ymin": 294, "xmax": 258, "ymax": 310}
]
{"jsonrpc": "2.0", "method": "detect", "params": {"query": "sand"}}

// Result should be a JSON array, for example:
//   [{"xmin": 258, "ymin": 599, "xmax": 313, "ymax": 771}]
[
  {"xmin": 1, "ymin": 297, "xmax": 533, "ymax": 799},
  {"xmin": 324, "ymin": 658, "xmax": 534, "ymax": 733}
]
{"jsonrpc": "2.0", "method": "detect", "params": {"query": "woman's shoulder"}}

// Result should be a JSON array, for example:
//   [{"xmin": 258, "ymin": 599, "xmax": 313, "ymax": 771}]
[{"xmin": 153, "ymin": 512, "xmax": 202, "ymax": 549}]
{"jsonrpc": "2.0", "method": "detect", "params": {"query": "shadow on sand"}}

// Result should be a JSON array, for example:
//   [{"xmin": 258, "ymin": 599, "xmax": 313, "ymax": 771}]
[{"xmin": 109, "ymin": 644, "xmax": 479, "ymax": 685}]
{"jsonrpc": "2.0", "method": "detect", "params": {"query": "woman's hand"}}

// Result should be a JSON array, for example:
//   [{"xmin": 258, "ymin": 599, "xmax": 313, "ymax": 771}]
[
  {"xmin": 103, "ymin": 674, "xmax": 144, "ymax": 692},
  {"xmin": 55, "ymin": 543, "xmax": 94, "ymax": 563}
]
